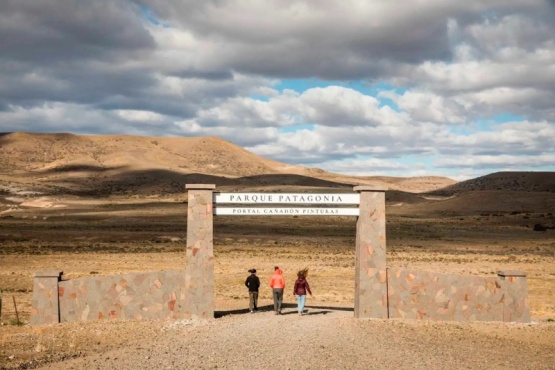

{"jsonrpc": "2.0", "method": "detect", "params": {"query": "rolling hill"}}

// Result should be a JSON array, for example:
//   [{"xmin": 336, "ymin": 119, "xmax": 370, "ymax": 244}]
[
  {"xmin": 0, "ymin": 132, "xmax": 455, "ymax": 196},
  {"xmin": 427, "ymin": 171, "xmax": 555, "ymax": 195}
]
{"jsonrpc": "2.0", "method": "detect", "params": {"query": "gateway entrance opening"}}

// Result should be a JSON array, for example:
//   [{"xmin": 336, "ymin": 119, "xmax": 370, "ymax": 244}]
[{"xmin": 185, "ymin": 184, "xmax": 387, "ymax": 319}]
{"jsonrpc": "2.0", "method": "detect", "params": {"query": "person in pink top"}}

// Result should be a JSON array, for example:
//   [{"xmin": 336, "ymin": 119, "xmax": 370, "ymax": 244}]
[
  {"xmin": 293, "ymin": 268, "xmax": 312, "ymax": 316},
  {"xmin": 269, "ymin": 266, "xmax": 285, "ymax": 314}
]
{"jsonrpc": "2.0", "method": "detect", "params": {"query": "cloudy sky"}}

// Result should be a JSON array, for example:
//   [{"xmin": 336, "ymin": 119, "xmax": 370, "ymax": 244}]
[{"xmin": 1, "ymin": 0, "xmax": 554, "ymax": 180}]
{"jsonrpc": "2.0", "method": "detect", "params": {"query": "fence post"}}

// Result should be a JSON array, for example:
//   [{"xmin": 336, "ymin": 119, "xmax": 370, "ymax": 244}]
[
  {"xmin": 30, "ymin": 271, "xmax": 63, "ymax": 325},
  {"xmin": 185, "ymin": 184, "xmax": 215, "ymax": 319},
  {"xmin": 497, "ymin": 270, "xmax": 530, "ymax": 323},
  {"xmin": 12, "ymin": 296, "xmax": 20, "ymax": 324},
  {"xmin": 354, "ymin": 186, "xmax": 389, "ymax": 319}
]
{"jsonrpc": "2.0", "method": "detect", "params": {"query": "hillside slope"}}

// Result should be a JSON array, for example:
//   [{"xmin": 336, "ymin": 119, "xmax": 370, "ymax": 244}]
[
  {"xmin": 0, "ymin": 132, "xmax": 455, "ymax": 195},
  {"xmin": 429, "ymin": 171, "xmax": 555, "ymax": 195},
  {"xmin": 0, "ymin": 132, "xmax": 284, "ymax": 177}
]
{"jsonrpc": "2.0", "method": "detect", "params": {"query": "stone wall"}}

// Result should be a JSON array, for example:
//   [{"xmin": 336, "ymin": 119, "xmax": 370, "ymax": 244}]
[
  {"xmin": 55, "ymin": 270, "xmax": 188, "ymax": 323},
  {"xmin": 387, "ymin": 269, "xmax": 530, "ymax": 323},
  {"xmin": 497, "ymin": 271, "xmax": 530, "ymax": 322},
  {"xmin": 30, "ymin": 271, "xmax": 63, "ymax": 325},
  {"xmin": 30, "ymin": 185, "xmax": 531, "ymax": 325}
]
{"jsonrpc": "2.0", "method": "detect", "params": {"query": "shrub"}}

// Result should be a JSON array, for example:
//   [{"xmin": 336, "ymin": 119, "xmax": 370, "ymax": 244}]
[{"xmin": 9, "ymin": 318, "xmax": 24, "ymax": 326}]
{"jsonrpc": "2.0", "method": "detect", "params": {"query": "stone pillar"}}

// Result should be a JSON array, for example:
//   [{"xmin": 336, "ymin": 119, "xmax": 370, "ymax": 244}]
[
  {"xmin": 185, "ymin": 184, "xmax": 215, "ymax": 319},
  {"xmin": 354, "ymin": 186, "xmax": 388, "ymax": 319},
  {"xmin": 30, "ymin": 271, "xmax": 63, "ymax": 325},
  {"xmin": 497, "ymin": 270, "xmax": 531, "ymax": 323}
]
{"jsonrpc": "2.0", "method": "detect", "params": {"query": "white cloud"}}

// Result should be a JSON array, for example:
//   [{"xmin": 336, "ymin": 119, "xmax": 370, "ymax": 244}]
[
  {"xmin": 116, "ymin": 109, "xmax": 165, "ymax": 122},
  {"xmin": 437, "ymin": 154, "xmax": 555, "ymax": 169},
  {"xmin": 317, "ymin": 157, "xmax": 409, "ymax": 176},
  {"xmin": 380, "ymin": 90, "xmax": 466, "ymax": 124},
  {"xmin": 443, "ymin": 121, "xmax": 555, "ymax": 154},
  {"xmin": 299, "ymin": 87, "xmax": 383, "ymax": 126},
  {"xmin": 1, "ymin": 0, "xmax": 554, "ymax": 179}
]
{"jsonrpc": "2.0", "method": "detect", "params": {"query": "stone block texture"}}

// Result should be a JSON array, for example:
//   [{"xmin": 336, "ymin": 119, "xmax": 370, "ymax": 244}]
[
  {"xmin": 58, "ymin": 270, "xmax": 188, "ymax": 322},
  {"xmin": 354, "ymin": 188, "xmax": 388, "ymax": 318},
  {"xmin": 185, "ymin": 185, "xmax": 215, "ymax": 319},
  {"xmin": 30, "ymin": 271, "xmax": 63, "ymax": 325},
  {"xmin": 498, "ymin": 272, "xmax": 530, "ymax": 323},
  {"xmin": 387, "ymin": 269, "xmax": 530, "ymax": 322},
  {"xmin": 30, "ymin": 184, "xmax": 530, "ymax": 326}
]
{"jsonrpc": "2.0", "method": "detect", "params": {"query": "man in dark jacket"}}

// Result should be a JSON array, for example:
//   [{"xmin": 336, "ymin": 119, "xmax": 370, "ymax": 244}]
[{"xmin": 245, "ymin": 269, "xmax": 260, "ymax": 313}]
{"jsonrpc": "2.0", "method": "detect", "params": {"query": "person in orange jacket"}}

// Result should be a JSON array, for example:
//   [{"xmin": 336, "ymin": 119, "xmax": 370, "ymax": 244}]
[{"xmin": 269, "ymin": 266, "xmax": 285, "ymax": 314}]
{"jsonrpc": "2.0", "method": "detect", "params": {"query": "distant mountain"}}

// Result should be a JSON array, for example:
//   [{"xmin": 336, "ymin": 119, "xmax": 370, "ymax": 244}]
[
  {"xmin": 0, "ymin": 132, "xmax": 455, "ymax": 196},
  {"xmin": 428, "ymin": 171, "xmax": 555, "ymax": 196}
]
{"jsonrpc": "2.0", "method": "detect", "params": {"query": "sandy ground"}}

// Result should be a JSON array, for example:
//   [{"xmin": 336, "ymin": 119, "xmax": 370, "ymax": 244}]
[
  {"xmin": 33, "ymin": 311, "xmax": 555, "ymax": 370},
  {"xmin": 1, "ymin": 197, "xmax": 554, "ymax": 369}
]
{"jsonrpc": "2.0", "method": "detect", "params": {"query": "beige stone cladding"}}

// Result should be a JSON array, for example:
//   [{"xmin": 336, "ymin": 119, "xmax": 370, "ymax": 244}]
[
  {"xmin": 58, "ymin": 270, "xmax": 187, "ymax": 322},
  {"xmin": 30, "ymin": 184, "xmax": 531, "ymax": 326},
  {"xmin": 498, "ymin": 271, "xmax": 531, "ymax": 322},
  {"xmin": 387, "ymin": 269, "xmax": 530, "ymax": 322},
  {"xmin": 30, "ymin": 271, "xmax": 63, "ymax": 325},
  {"xmin": 354, "ymin": 186, "xmax": 388, "ymax": 319},
  {"xmin": 185, "ymin": 184, "xmax": 215, "ymax": 319}
]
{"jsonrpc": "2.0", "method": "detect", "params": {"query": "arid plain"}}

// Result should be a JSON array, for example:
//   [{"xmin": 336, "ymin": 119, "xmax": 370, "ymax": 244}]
[{"xmin": 0, "ymin": 132, "xmax": 554, "ymax": 369}]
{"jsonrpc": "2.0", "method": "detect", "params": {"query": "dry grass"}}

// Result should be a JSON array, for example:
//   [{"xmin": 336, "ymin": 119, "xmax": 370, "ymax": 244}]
[
  {"xmin": 0, "ymin": 196, "xmax": 554, "ymax": 369},
  {"xmin": 0, "ymin": 197, "xmax": 553, "ymax": 323}
]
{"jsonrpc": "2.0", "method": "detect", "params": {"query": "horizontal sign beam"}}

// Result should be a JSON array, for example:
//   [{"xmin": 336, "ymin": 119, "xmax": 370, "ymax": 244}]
[
  {"xmin": 214, "ymin": 193, "xmax": 360, "ymax": 205},
  {"xmin": 214, "ymin": 207, "xmax": 359, "ymax": 216}
]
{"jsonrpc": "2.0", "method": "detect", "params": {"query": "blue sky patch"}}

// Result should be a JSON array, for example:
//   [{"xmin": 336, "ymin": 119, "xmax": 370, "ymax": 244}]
[
  {"xmin": 138, "ymin": 5, "xmax": 169, "ymax": 27},
  {"xmin": 273, "ymin": 79, "xmax": 404, "ymax": 111},
  {"xmin": 492, "ymin": 113, "xmax": 525, "ymax": 123},
  {"xmin": 278, "ymin": 124, "xmax": 315, "ymax": 133}
]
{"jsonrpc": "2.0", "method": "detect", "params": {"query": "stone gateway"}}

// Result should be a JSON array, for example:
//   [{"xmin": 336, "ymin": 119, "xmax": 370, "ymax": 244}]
[{"xmin": 29, "ymin": 184, "xmax": 530, "ymax": 325}]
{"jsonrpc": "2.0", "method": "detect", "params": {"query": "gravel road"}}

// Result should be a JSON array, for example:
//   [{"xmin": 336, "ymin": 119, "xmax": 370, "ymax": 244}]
[{"xmin": 36, "ymin": 306, "xmax": 555, "ymax": 370}]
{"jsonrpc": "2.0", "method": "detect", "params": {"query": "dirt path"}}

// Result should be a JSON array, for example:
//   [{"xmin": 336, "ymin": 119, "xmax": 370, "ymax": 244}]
[{"xmin": 35, "ymin": 307, "xmax": 555, "ymax": 370}]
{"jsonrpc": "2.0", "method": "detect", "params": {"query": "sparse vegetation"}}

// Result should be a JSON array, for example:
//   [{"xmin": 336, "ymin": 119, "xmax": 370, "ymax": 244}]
[
  {"xmin": 0, "ymin": 133, "xmax": 554, "ymax": 369},
  {"xmin": 8, "ymin": 318, "xmax": 24, "ymax": 326}
]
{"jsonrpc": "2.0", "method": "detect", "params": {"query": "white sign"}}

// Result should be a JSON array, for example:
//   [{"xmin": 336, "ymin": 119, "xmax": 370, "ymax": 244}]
[
  {"xmin": 214, "ymin": 193, "xmax": 360, "ymax": 204},
  {"xmin": 214, "ymin": 207, "xmax": 359, "ymax": 216}
]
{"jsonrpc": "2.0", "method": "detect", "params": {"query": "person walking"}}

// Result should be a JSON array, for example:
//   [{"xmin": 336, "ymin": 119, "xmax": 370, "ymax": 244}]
[
  {"xmin": 293, "ymin": 268, "xmax": 312, "ymax": 316},
  {"xmin": 269, "ymin": 266, "xmax": 285, "ymax": 315},
  {"xmin": 245, "ymin": 268, "xmax": 260, "ymax": 313}
]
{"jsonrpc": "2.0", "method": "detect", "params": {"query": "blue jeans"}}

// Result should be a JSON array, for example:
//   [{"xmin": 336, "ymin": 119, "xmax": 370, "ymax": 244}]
[{"xmin": 296, "ymin": 294, "xmax": 306, "ymax": 313}]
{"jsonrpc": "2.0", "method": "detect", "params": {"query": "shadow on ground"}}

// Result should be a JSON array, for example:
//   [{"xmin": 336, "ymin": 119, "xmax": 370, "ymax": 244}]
[{"xmin": 215, "ymin": 304, "xmax": 353, "ymax": 318}]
